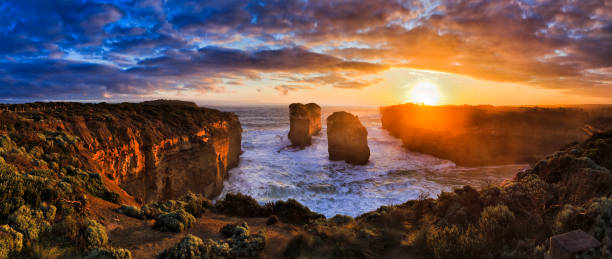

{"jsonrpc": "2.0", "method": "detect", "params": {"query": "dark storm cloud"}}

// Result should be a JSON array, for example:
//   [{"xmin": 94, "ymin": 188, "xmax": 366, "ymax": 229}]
[{"xmin": 0, "ymin": 0, "xmax": 609, "ymax": 99}]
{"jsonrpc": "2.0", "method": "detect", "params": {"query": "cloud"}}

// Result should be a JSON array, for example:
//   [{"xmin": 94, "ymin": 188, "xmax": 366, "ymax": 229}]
[
  {"xmin": 0, "ymin": 0, "xmax": 609, "ymax": 99},
  {"xmin": 287, "ymin": 72, "xmax": 383, "ymax": 90},
  {"xmin": 274, "ymin": 85, "xmax": 312, "ymax": 95}
]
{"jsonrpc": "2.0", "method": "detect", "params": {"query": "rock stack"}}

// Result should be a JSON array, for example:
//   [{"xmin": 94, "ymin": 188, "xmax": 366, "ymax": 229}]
[
  {"xmin": 288, "ymin": 103, "xmax": 322, "ymax": 147},
  {"xmin": 326, "ymin": 111, "xmax": 370, "ymax": 165}
]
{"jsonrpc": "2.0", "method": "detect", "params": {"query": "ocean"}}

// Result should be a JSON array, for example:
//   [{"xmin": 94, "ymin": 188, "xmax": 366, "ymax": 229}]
[{"xmin": 214, "ymin": 106, "xmax": 525, "ymax": 218}]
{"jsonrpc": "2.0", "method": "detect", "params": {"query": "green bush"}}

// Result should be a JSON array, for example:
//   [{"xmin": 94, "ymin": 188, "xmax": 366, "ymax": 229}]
[
  {"xmin": 117, "ymin": 205, "xmax": 144, "ymax": 219},
  {"xmin": 183, "ymin": 191, "xmax": 210, "ymax": 217},
  {"xmin": 85, "ymin": 219, "xmax": 108, "ymax": 249},
  {"xmin": 268, "ymin": 199, "xmax": 324, "ymax": 225},
  {"xmin": 426, "ymin": 225, "xmax": 482, "ymax": 259},
  {"xmin": 0, "ymin": 167, "xmax": 26, "ymax": 218},
  {"xmin": 553, "ymin": 204, "xmax": 586, "ymax": 234},
  {"xmin": 122, "ymin": 192, "xmax": 211, "ymax": 221},
  {"xmin": 142, "ymin": 199, "xmax": 186, "ymax": 219},
  {"xmin": 220, "ymin": 222, "xmax": 250, "ymax": 239},
  {"xmin": 156, "ymin": 234, "xmax": 204, "ymax": 259},
  {"xmin": 8, "ymin": 204, "xmax": 54, "ymax": 242},
  {"xmin": 0, "ymin": 224, "xmax": 23, "ymax": 259},
  {"xmin": 226, "ymin": 229, "xmax": 266, "ymax": 257},
  {"xmin": 266, "ymin": 215, "xmax": 279, "ymax": 225},
  {"xmin": 283, "ymin": 231, "xmax": 315, "ymax": 258},
  {"xmin": 213, "ymin": 194, "xmax": 324, "ymax": 225},
  {"xmin": 153, "ymin": 209, "xmax": 195, "ymax": 232},
  {"xmin": 65, "ymin": 167, "xmax": 119, "ymax": 204},
  {"xmin": 478, "ymin": 205, "xmax": 516, "ymax": 244},
  {"xmin": 580, "ymin": 196, "xmax": 612, "ymax": 257},
  {"xmin": 158, "ymin": 223, "xmax": 266, "ymax": 258},
  {"xmin": 84, "ymin": 247, "xmax": 132, "ymax": 259},
  {"xmin": 330, "ymin": 214, "xmax": 353, "ymax": 225},
  {"xmin": 215, "ymin": 193, "xmax": 269, "ymax": 217}
]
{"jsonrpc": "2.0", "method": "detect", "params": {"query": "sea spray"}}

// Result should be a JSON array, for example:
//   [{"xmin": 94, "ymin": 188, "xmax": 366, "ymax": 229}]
[{"xmin": 216, "ymin": 106, "xmax": 524, "ymax": 217}]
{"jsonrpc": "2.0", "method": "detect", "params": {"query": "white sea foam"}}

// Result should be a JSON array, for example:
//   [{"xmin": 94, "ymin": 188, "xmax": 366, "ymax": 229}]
[{"xmin": 215, "ymin": 106, "xmax": 525, "ymax": 217}]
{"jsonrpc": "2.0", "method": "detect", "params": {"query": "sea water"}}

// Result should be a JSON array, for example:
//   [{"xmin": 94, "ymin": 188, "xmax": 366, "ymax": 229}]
[{"xmin": 214, "ymin": 106, "xmax": 525, "ymax": 217}]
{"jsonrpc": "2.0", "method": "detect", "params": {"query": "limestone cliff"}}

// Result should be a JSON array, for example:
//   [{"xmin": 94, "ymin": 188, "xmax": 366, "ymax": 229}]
[
  {"xmin": 0, "ymin": 101, "xmax": 241, "ymax": 202},
  {"xmin": 380, "ymin": 104, "xmax": 589, "ymax": 165},
  {"xmin": 327, "ymin": 111, "xmax": 370, "ymax": 165},
  {"xmin": 288, "ymin": 103, "xmax": 322, "ymax": 147}
]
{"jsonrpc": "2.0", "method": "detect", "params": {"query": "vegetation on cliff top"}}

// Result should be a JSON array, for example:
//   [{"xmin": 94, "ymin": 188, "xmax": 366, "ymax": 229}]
[
  {"xmin": 284, "ymin": 132, "xmax": 612, "ymax": 258},
  {"xmin": 158, "ymin": 222, "xmax": 266, "ymax": 258},
  {"xmin": 1, "ymin": 102, "xmax": 610, "ymax": 258}
]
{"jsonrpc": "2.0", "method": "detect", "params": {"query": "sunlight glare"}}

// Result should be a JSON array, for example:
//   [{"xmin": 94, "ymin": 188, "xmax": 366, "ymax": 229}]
[{"xmin": 408, "ymin": 81, "xmax": 441, "ymax": 105}]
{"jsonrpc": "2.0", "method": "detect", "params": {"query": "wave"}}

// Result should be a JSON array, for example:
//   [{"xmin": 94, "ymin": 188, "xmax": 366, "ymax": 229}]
[{"xmin": 216, "ymin": 106, "xmax": 525, "ymax": 217}]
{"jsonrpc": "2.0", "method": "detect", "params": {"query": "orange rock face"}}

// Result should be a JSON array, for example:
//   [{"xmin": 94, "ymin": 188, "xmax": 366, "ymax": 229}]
[
  {"xmin": 326, "ymin": 111, "xmax": 370, "ymax": 165},
  {"xmin": 1, "ymin": 101, "xmax": 241, "ymax": 202},
  {"xmin": 288, "ymin": 103, "xmax": 321, "ymax": 147},
  {"xmin": 380, "ymin": 103, "xmax": 589, "ymax": 166}
]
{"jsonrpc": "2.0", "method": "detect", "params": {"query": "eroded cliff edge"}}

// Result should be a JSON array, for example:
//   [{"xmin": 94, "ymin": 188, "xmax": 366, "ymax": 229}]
[
  {"xmin": 0, "ymin": 101, "xmax": 241, "ymax": 202},
  {"xmin": 380, "ymin": 104, "xmax": 595, "ymax": 166}
]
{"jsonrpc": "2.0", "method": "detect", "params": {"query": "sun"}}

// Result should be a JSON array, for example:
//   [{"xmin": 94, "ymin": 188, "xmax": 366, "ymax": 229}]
[{"xmin": 408, "ymin": 81, "xmax": 441, "ymax": 105}]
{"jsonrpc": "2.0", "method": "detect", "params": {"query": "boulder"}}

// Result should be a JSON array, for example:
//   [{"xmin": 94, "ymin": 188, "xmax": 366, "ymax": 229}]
[
  {"xmin": 288, "ymin": 103, "xmax": 322, "ymax": 147},
  {"xmin": 326, "ymin": 111, "xmax": 370, "ymax": 164},
  {"xmin": 549, "ymin": 230, "xmax": 601, "ymax": 259}
]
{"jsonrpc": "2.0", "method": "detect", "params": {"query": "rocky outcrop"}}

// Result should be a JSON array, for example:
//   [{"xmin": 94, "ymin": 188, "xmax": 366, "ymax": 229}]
[
  {"xmin": 326, "ymin": 111, "xmax": 370, "ymax": 165},
  {"xmin": 0, "ymin": 101, "xmax": 241, "ymax": 202},
  {"xmin": 380, "ymin": 103, "xmax": 591, "ymax": 166},
  {"xmin": 288, "ymin": 103, "xmax": 321, "ymax": 147}
]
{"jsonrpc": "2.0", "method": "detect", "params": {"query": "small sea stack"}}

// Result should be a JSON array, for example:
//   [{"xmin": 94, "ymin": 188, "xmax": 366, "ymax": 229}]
[
  {"xmin": 288, "ymin": 103, "xmax": 322, "ymax": 147},
  {"xmin": 326, "ymin": 111, "xmax": 370, "ymax": 165}
]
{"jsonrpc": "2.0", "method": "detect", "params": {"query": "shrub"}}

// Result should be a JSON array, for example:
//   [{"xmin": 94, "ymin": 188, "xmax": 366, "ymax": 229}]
[
  {"xmin": 84, "ymin": 248, "xmax": 132, "ymax": 259},
  {"xmin": 268, "ymin": 199, "xmax": 324, "ymax": 225},
  {"xmin": 330, "ymin": 214, "xmax": 353, "ymax": 225},
  {"xmin": 117, "ymin": 205, "xmax": 144, "ymax": 219},
  {"xmin": 426, "ymin": 225, "xmax": 482, "ymax": 259},
  {"xmin": 478, "ymin": 205, "xmax": 516, "ymax": 244},
  {"xmin": 553, "ymin": 204, "xmax": 586, "ymax": 234},
  {"xmin": 142, "ymin": 199, "xmax": 185, "ymax": 219},
  {"xmin": 156, "ymin": 234, "xmax": 204, "ymax": 259},
  {"xmin": 0, "ymin": 166, "xmax": 26, "ymax": 218},
  {"xmin": 57, "ymin": 216, "xmax": 80, "ymax": 245},
  {"xmin": 266, "ymin": 215, "xmax": 279, "ymax": 225},
  {"xmin": 158, "ymin": 222, "xmax": 266, "ymax": 258},
  {"xmin": 214, "ymin": 194, "xmax": 324, "ymax": 225},
  {"xmin": 85, "ymin": 219, "xmax": 108, "ymax": 249},
  {"xmin": 227, "ymin": 230, "xmax": 266, "ymax": 257},
  {"xmin": 8, "ymin": 204, "xmax": 54, "ymax": 242},
  {"xmin": 220, "ymin": 222, "xmax": 250, "ymax": 239},
  {"xmin": 66, "ymin": 168, "xmax": 119, "ymax": 204},
  {"xmin": 0, "ymin": 224, "xmax": 23, "ymax": 259},
  {"xmin": 183, "ymin": 191, "xmax": 210, "ymax": 217},
  {"xmin": 214, "ymin": 193, "xmax": 269, "ymax": 217},
  {"xmin": 283, "ymin": 231, "xmax": 315, "ymax": 258},
  {"xmin": 153, "ymin": 209, "xmax": 195, "ymax": 233},
  {"xmin": 581, "ymin": 196, "xmax": 612, "ymax": 257}
]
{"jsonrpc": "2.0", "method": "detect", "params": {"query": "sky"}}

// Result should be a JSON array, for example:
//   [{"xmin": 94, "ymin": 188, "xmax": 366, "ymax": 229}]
[{"xmin": 0, "ymin": 0, "xmax": 610, "ymax": 106}]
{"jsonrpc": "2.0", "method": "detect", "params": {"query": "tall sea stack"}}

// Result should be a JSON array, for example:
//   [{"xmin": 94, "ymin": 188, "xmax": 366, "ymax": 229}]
[
  {"xmin": 327, "ymin": 111, "xmax": 370, "ymax": 165},
  {"xmin": 288, "ymin": 103, "xmax": 322, "ymax": 147}
]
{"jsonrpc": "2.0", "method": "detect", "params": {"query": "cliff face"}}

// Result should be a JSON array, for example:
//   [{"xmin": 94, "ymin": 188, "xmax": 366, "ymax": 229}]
[
  {"xmin": 0, "ymin": 101, "xmax": 241, "ymax": 202},
  {"xmin": 288, "ymin": 103, "xmax": 322, "ymax": 147},
  {"xmin": 380, "ymin": 104, "xmax": 589, "ymax": 165}
]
